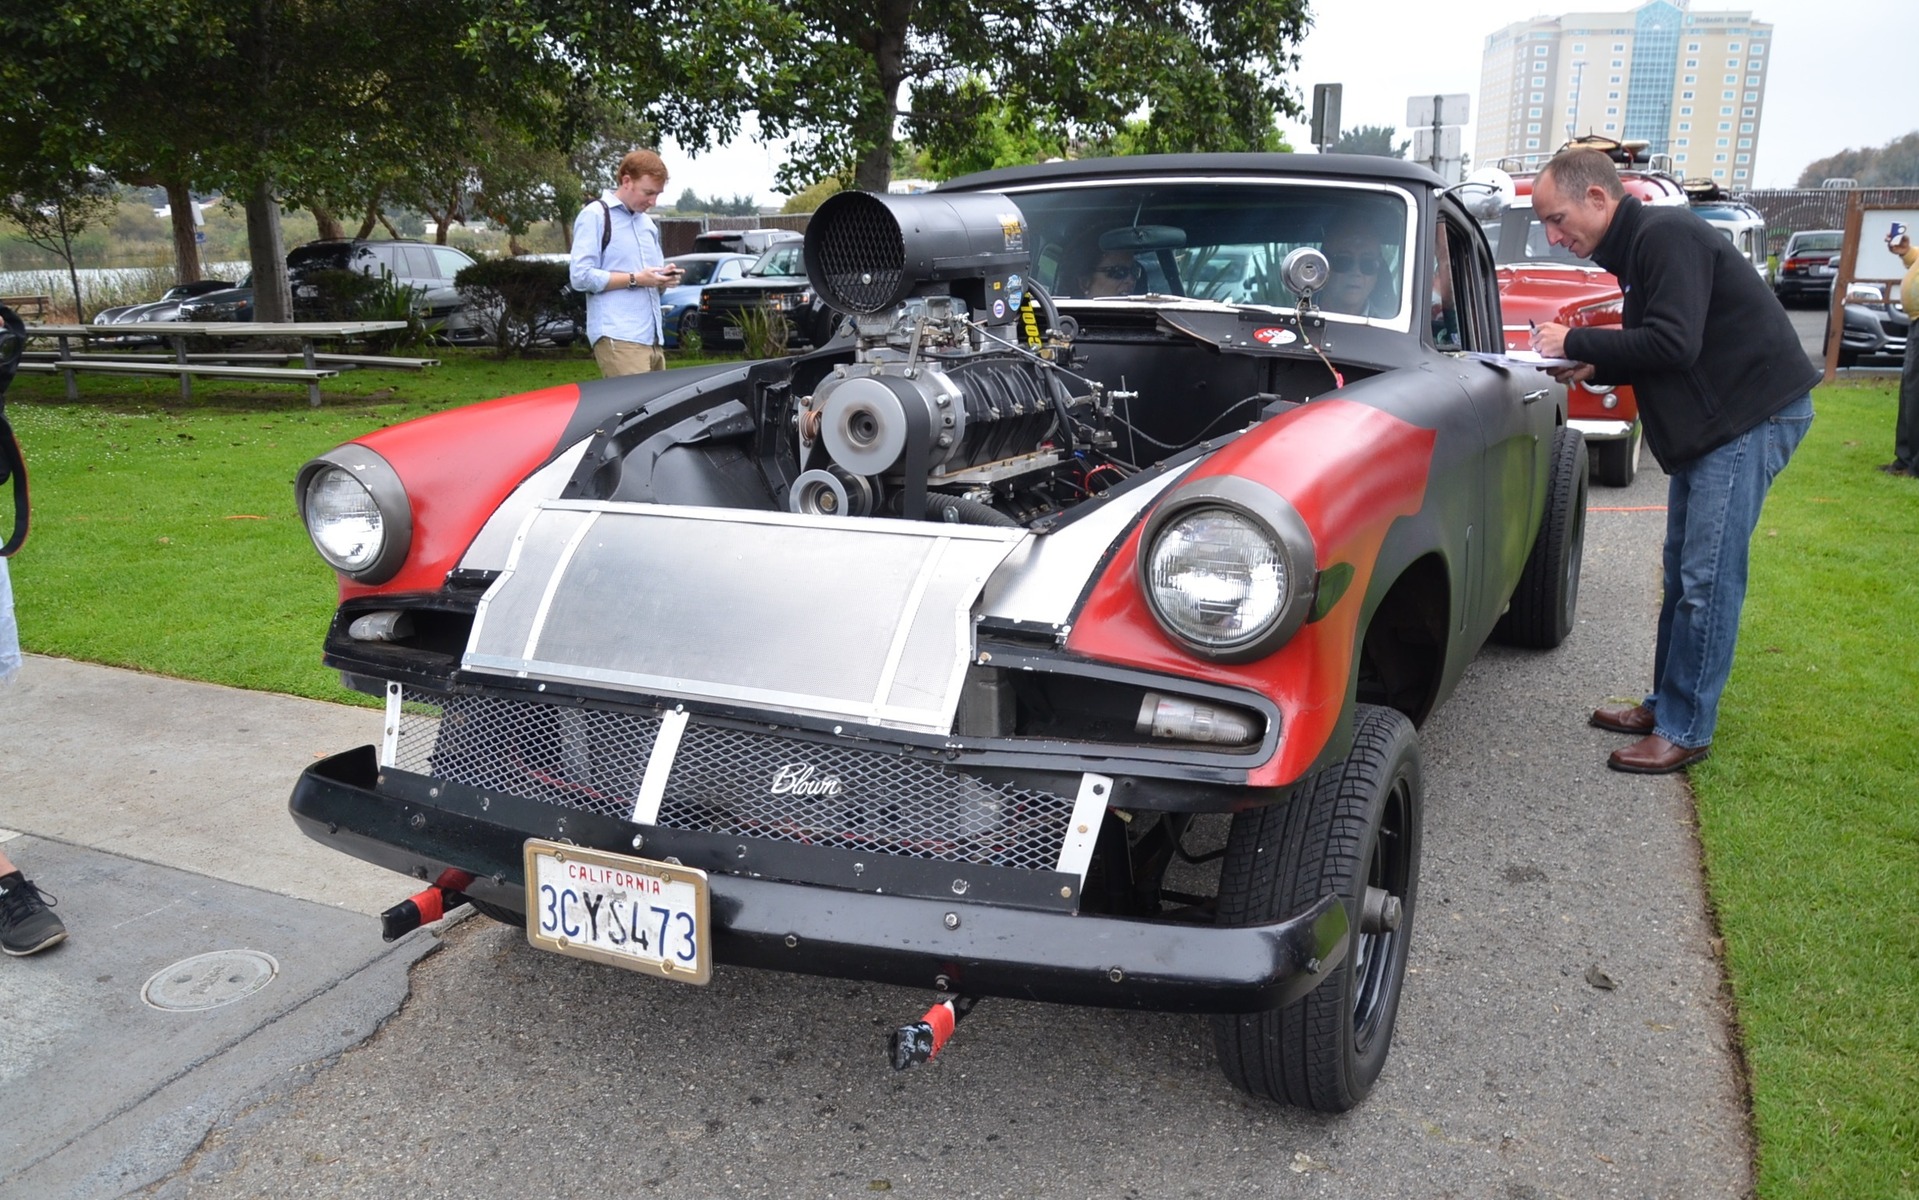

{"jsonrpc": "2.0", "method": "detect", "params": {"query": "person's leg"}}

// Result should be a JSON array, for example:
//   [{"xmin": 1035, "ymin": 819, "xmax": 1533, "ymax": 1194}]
[
  {"xmin": 0, "ymin": 847, "xmax": 67, "ymax": 956},
  {"xmin": 1894, "ymin": 333, "xmax": 1919, "ymax": 472},
  {"xmin": 1647, "ymin": 394, "xmax": 1814, "ymax": 749},
  {"xmin": 592, "ymin": 337, "xmax": 657, "ymax": 378}
]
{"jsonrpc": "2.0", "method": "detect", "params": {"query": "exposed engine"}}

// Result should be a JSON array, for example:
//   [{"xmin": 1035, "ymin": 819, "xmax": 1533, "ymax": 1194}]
[{"xmin": 788, "ymin": 191, "xmax": 1123, "ymax": 526}]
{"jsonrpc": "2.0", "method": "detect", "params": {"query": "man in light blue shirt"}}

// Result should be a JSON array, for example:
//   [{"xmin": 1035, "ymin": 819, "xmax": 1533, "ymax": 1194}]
[{"xmin": 570, "ymin": 149, "xmax": 684, "ymax": 376}]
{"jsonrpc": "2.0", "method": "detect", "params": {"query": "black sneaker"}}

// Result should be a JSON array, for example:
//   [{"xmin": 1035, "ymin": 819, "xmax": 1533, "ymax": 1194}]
[{"xmin": 0, "ymin": 870, "xmax": 67, "ymax": 956}]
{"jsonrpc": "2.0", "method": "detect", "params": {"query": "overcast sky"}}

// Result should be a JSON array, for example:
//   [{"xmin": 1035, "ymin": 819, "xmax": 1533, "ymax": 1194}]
[{"xmin": 664, "ymin": 0, "xmax": 1916, "ymax": 206}]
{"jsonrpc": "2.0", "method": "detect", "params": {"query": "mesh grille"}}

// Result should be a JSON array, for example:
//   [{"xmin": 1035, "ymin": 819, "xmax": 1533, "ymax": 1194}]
[
  {"xmin": 392, "ymin": 690, "xmax": 1072, "ymax": 872},
  {"xmin": 810, "ymin": 192, "xmax": 906, "ymax": 313}
]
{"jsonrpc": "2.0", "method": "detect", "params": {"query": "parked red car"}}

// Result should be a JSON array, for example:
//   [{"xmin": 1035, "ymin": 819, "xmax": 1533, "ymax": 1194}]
[{"xmin": 1477, "ymin": 144, "xmax": 1688, "ymax": 486}]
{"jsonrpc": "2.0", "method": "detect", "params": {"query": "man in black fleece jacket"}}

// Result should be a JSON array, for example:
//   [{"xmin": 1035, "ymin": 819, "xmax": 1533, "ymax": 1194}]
[{"xmin": 1531, "ymin": 148, "xmax": 1818, "ymax": 774}]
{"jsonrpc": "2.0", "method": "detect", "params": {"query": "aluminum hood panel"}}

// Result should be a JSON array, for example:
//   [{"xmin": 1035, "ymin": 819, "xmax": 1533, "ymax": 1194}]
[{"xmin": 464, "ymin": 501, "xmax": 1025, "ymax": 732}]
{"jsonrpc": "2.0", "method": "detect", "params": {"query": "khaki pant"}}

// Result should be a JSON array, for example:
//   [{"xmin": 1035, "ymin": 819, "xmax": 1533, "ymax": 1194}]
[{"xmin": 593, "ymin": 337, "xmax": 666, "ymax": 377}]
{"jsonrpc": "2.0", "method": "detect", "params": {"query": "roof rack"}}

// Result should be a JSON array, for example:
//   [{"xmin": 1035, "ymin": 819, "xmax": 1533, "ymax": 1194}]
[{"xmin": 1498, "ymin": 134, "xmax": 1677, "ymax": 180}]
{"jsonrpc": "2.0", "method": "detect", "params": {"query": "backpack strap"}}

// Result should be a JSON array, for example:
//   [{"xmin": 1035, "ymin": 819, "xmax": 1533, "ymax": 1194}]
[
  {"xmin": 0, "ymin": 304, "xmax": 29, "ymax": 556},
  {"xmin": 598, "ymin": 199, "xmax": 613, "ymax": 254}
]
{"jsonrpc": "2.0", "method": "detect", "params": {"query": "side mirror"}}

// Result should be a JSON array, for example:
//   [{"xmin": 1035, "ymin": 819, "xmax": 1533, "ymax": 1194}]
[{"xmin": 1453, "ymin": 167, "xmax": 1517, "ymax": 221}]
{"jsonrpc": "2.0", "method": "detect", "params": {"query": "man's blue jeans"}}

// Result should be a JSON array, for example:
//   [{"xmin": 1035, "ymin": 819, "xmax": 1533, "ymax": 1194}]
[{"xmin": 1646, "ymin": 393, "xmax": 1814, "ymax": 749}]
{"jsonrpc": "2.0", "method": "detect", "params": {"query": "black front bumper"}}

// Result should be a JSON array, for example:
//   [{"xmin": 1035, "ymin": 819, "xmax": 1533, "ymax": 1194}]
[{"xmin": 291, "ymin": 746, "xmax": 1346, "ymax": 1013}]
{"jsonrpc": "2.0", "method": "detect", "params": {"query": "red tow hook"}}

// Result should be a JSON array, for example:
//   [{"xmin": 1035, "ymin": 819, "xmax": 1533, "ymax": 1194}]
[
  {"xmin": 379, "ymin": 869, "xmax": 476, "ymax": 941},
  {"xmin": 888, "ymin": 995, "xmax": 980, "ymax": 1070}
]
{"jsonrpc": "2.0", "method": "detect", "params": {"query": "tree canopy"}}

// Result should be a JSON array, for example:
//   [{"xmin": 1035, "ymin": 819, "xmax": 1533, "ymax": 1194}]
[
  {"xmin": 1328, "ymin": 125, "xmax": 1409, "ymax": 159},
  {"xmin": 1796, "ymin": 131, "xmax": 1919, "ymax": 187}
]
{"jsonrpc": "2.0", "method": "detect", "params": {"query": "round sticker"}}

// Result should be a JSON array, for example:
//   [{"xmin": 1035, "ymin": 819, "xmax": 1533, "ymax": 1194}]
[
  {"xmin": 1252, "ymin": 326, "xmax": 1297, "ymax": 346},
  {"xmin": 992, "ymin": 299, "xmax": 1006, "ymax": 319}
]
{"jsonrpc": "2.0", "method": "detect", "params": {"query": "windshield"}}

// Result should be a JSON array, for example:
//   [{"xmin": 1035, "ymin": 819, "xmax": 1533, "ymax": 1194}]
[
  {"xmin": 1482, "ymin": 206, "xmax": 1589, "ymax": 266},
  {"xmin": 1001, "ymin": 179, "xmax": 1410, "ymax": 318},
  {"xmin": 749, "ymin": 245, "xmax": 806, "ymax": 277}
]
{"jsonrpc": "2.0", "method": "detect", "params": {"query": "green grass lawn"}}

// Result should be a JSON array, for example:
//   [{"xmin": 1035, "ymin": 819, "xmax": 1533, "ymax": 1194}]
[
  {"xmin": 3, "ymin": 359, "xmax": 1914, "ymax": 1196},
  {"xmin": 1692, "ymin": 377, "xmax": 1919, "ymax": 1199}
]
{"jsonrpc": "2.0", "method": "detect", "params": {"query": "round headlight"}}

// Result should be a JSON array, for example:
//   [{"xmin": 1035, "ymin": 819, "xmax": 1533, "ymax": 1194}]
[
  {"xmin": 1137, "ymin": 477, "xmax": 1316, "ymax": 663},
  {"xmin": 1146, "ymin": 508, "xmax": 1288, "ymax": 650},
  {"xmin": 296, "ymin": 447, "xmax": 412, "ymax": 584},
  {"xmin": 305, "ymin": 467, "xmax": 384, "ymax": 571}
]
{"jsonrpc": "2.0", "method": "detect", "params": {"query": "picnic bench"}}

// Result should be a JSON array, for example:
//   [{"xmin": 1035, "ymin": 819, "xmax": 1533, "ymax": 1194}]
[
  {"xmin": 24, "ymin": 320, "xmax": 421, "ymax": 406},
  {"xmin": 2, "ymin": 295, "xmax": 53, "ymax": 320}
]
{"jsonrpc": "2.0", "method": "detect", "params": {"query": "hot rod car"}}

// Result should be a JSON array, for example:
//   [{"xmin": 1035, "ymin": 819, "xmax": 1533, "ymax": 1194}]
[{"xmin": 290, "ymin": 154, "xmax": 1586, "ymax": 1112}]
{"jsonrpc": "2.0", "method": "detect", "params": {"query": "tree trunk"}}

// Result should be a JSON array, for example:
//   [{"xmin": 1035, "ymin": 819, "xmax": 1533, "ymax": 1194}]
[
  {"xmin": 246, "ymin": 180, "xmax": 292, "ymax": 323},
  {"xmin": 59, "ymin": 207, "xmax": 85, "ymax": 322},
  {"xmin": 354, "ymin": 191, "xmax": 385, "ymax": 240},
  {"xmin": 164, "ymin": 179, "xmax": 204, "ymax": 284},
  {"xmin": 310, "ymin": 204, "xmax": 346, "ymax": 241},
  {"xmin": 852, "ymin": 5, "xmax": 911, "ymax": 194}
]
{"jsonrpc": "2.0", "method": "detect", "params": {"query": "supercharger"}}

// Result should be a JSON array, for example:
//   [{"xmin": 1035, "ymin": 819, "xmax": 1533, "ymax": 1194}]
[{"xmin": 786, "ymin": 191, "xmax": 1104, "ymax": 524}]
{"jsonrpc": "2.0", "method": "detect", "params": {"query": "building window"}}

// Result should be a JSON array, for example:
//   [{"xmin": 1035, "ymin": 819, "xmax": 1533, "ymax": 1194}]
[
  {"xmin": 1684, "ymin": 74, "xmax": 1697, "ymax": 83},
  {"xmin": 1746, "ymin": 76, "xmax": 1759, "ymax": 87},
  {"xmin": 1723, "ymin": 74, "xmax": 1737, "ymax": 83},
  {"xmin": 1722, "ymin": 91, "xmax": 1734, "ymax": 100},
  {"xmin": 1736, "ymin": 153, "xmax": 1750, "ymax": 163},
  {"xmin": 1609, "ymin": 75, "xmax": 1621, "ymax": 83},
  {"xmin": 1676, "ymin": 138, "xmax": 1689, "ymax": 147},
  {"xmin": 1682, "ymin": 91, "xmax": 1694, "ymax": 100},
  {"xmin": 1529, "ymin": 107, "xmax": 1543, "ymax": 118},
  {"xmin": 1687, "ymin": 42, "xmax": 1700, "ymax": 51},
  {"xmin": 1719, "ymin": 122, "xmax": 1731, "ymax": 131},
  {"xmin": 1739, "ymin": 123, "xmax": 1753, "ymax": 133},
  {"xmin": 1528, "ymin": 123, "xmax": 1541, "ymax": 133},
  {"xmin": 1532, "ymin": 76, "xmax": 1545, "ymax": 86},
  {"xmin": 1606, "ymin": 106, "xmax": 1618, "ymax": 115},
  {"xmin": 1527, "ymin": 138, "xmax": 1540, "ymax": 149},
  {"xmin": 1573, "ymin": 42, "xmax": 1586, "ymax": 52},
  {"xmin": 1608, "ymin": 91, "xmax": 1620, "ymax": 99},
  {"xmin": 1531, "ymin": 92, "xmax": 1544, "ymax": 101},
  {"xmin": 1742, "ymin": 107, "xmax": 1756, "ymax": 117},
  {"xmin": 1534, "ymin": 45, "xmax": 1547, "ymax": 55},
  {"xmin": 1678, "ymin": 122, "xmax": 1691, "ymax": 131},
  {"xmin": 1714, "ymin": 153, "xmax": 1727, "ymax": 162},
  {"xmin": 1605, "ymin": 122, "xmax": 1617, "ymax": 131},
  {"xmin": 1751, "ymin": 42, "xmax": 1765, "ymax": 54},
  {"xmin": 1735, "ymin": 169, "xmax": 1748, "ymax": 179},
  {"xmin": 1728, "ymin": 42, "xmax": 1741, "ymax": 51},
  {"xmin": 1611, "ymin": 58, "xmax": 1623, "ymax": 67},
  {"xmin": 1717, "ymin": 137, "xmax": 1729, "ymax": 146},
  {"xmin": 1613, "ymin": 43, "xmax": 1624, "ymax": 51},
  {"xmin": 1680, "ymin": 106, "xmax": 1693, "ymax": 115},
  {"xmin": 1685, "ymin": 58, "xmax": 1698, "ymax": 67},
  {"xmin": 1727, "ymin": 58, "xmax": 1740, "ymax": 68},
  {"xmin": 1744, "ymin": 91, "xmax": 1758, "ymax": 101}
]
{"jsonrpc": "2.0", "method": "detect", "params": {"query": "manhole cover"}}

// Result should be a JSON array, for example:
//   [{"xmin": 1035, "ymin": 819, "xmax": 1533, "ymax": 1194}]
[{"xmin": 142, "ymin": 949, "xmax": 280, "ymax": 1012}]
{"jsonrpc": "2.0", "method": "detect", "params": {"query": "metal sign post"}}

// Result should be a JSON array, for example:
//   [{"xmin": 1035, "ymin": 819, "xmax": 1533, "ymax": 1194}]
[
  {"xmin": 1407, "ymin": 94, "xmax": 1469, "ymax": 182},
  {"xmin": 1312, "ymin": 84, "xmax": 1343, "ymax": 152}
]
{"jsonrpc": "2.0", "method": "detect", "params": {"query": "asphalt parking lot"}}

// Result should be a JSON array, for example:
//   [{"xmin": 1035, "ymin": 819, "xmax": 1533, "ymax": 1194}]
[{"xmin": 0, "ymin": 443, "xmax": 1760, "ymax": 1199}]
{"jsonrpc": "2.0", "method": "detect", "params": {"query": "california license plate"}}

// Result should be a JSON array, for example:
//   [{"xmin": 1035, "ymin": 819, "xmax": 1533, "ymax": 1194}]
[
  {"xmin": 523, "ymin": 839, "xmax": 711, "ymax": 984},
  {"xmin": 721, "ymin": 325, "xmax": 743, "ymax": 341}
]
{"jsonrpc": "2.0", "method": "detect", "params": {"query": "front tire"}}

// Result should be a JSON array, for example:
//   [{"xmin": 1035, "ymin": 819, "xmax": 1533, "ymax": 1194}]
[
  {"xmin": 1495, "ymin": 425, "xmax": 1588, "ymax": 648},
  {"xmin": 1210, "ymin": 705, "xmax": 1422, "ymax": 1112}
]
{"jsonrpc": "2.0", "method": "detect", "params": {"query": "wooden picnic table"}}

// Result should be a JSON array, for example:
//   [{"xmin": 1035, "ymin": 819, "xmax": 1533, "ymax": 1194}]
[{"xmin": 25, "ymin": 321, "xmax": 416, "ymax": 407}]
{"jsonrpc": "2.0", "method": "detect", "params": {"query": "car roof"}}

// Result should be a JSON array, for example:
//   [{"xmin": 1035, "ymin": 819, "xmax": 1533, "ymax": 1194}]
[{"xmin": 940, "ymin": 152, "xmax": 1447, "ymax": 193}]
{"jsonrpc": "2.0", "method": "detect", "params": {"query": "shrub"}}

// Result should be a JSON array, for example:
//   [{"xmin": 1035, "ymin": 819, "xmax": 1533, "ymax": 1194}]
[
  {"xmin": 453, "ymin": 258, "xmax": 574, "ymax": 356},
  {"xmin": 356, "ymin": 275, "xmax": 429, "ymax": 352},
  {"xmin": 737, "ymin": 302, "xmax": 788, "ymax": 359}
]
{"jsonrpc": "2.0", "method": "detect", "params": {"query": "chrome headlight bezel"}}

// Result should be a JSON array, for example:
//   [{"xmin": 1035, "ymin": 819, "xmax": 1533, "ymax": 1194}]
[
  {"xmin": 295, "ymin": 445, "xmax": 412, "ymax": 584},
  {"xmin": 1136, "ymin": 476, "xmax": 1317, "ymax": 664}
]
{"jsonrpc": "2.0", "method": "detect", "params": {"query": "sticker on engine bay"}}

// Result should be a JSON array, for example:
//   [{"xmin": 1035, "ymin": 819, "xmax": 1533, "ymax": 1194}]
[
  {"xmin": 993, "ymin": 299, "xmax": 1007, "ymax": 319},
  {"xmin": 1252, "ymin": 326, "xmax": 1298, "ymax": 346},
  {"xmin": 999, "ymin": 214, "xmax": 1026, "ymax": 252}
]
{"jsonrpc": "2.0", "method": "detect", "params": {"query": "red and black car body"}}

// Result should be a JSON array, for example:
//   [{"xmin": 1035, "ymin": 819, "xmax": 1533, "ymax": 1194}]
[
  {"xmin": 290, "ymin": 154, "xmax": 1586, "ymax": 1111},
  {"xmin": 1479, "ymin": 165, "xmax": 1688, "ymax": 487}
]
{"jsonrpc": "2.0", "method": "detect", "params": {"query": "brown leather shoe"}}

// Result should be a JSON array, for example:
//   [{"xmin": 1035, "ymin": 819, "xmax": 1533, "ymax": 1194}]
[
  {"xmin": 1590, "ymin": 702, "xmax": 1656, "ymax": 735},
  {"xmin": 1608, "ymin": 734, "xmax": 1710, "ymax": 774}
]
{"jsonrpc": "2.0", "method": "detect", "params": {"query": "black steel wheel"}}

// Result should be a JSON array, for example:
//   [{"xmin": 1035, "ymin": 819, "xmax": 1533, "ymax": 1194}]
[
  {"xmin": 1591, "ymin": 421, "xmax": 1642, "ymax": 488},
  {"xmin": 677, "ymin": 308, "xmax": 698, "ymax": 347},
  {"xmin": 1210, "ymin": 704, "xmax": 1422, "ymax": 1111},
  {"xmin": 1494, "ymin": 425, "xmax": 1588, "ymax": 648}
]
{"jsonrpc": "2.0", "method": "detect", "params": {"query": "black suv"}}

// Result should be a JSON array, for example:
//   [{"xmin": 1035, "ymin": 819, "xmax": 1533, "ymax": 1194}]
[
  {"xmin": 182, "ymin": 240, "xmax": 481, "ymax": 341},
  {"xmin": 695, "ymin": 241, "xmax": 842, "ymax": 350}
]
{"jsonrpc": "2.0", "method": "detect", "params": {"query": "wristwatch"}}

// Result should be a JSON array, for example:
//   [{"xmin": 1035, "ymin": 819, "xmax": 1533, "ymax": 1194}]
[{"xmin": 625, "ymin": 272, "xmax": 639, "ymax": 290}]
